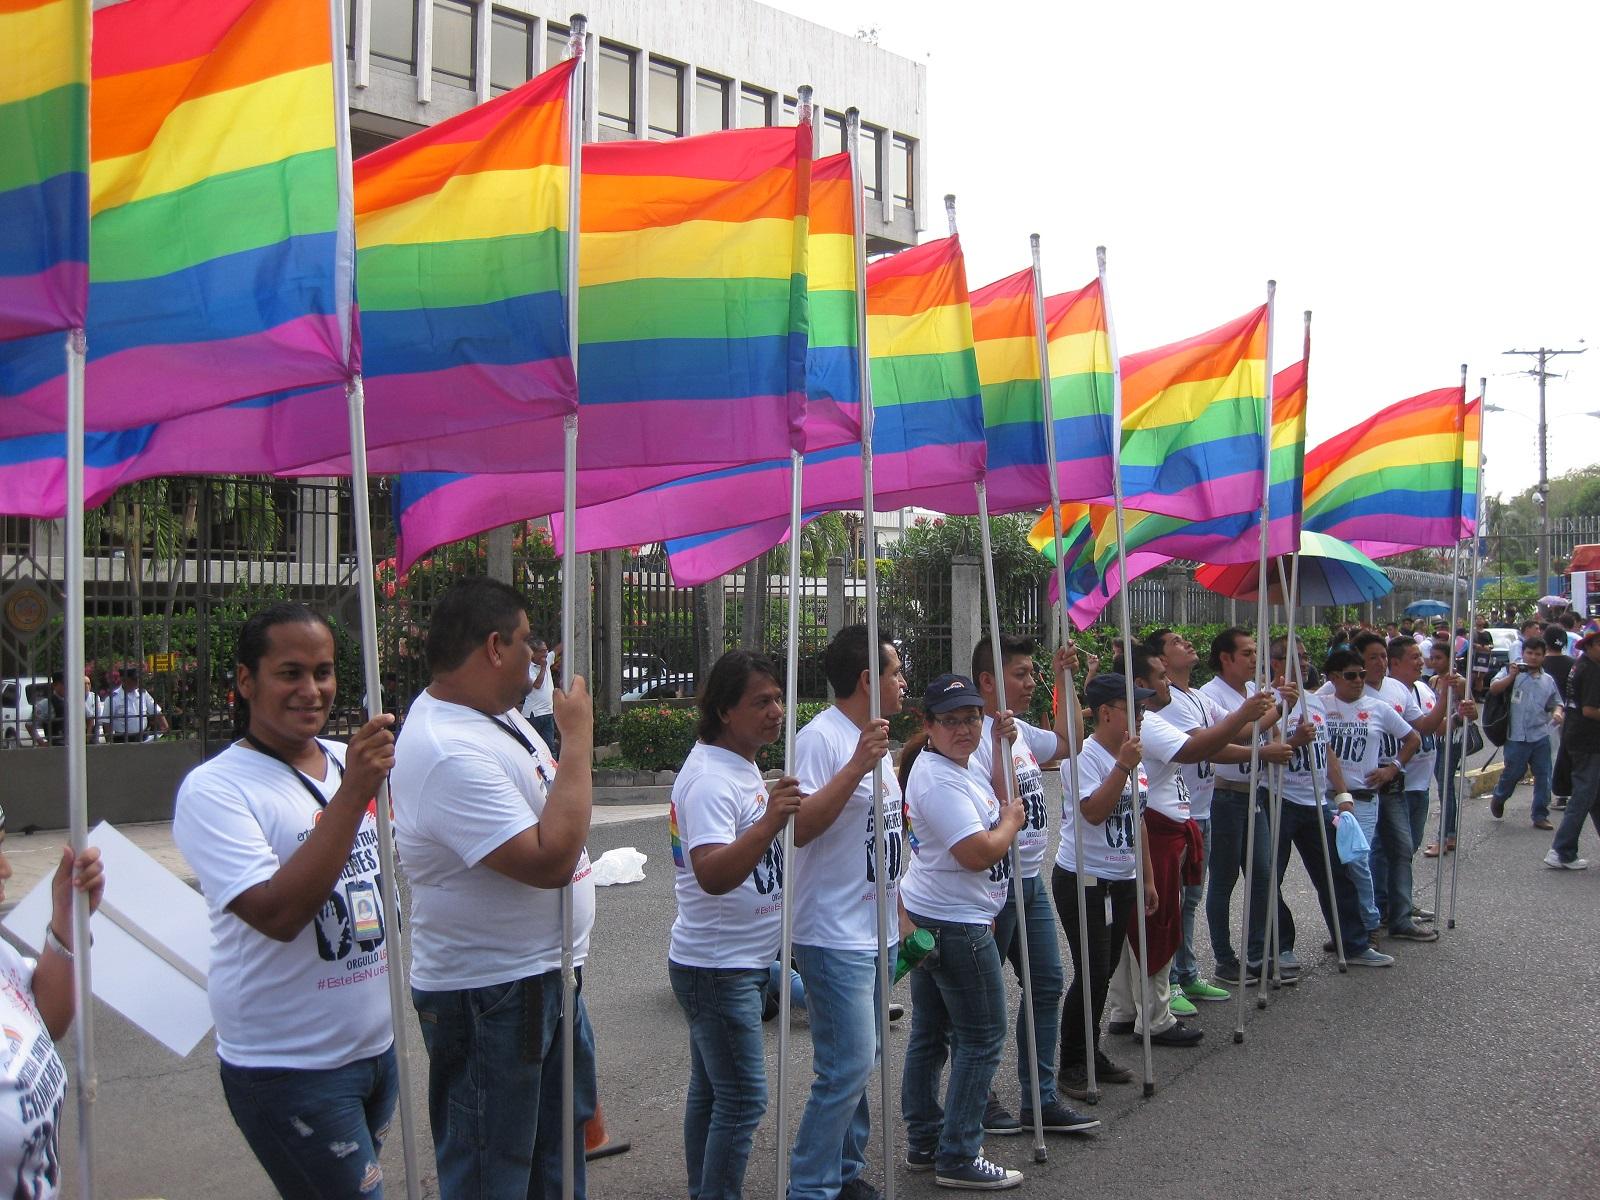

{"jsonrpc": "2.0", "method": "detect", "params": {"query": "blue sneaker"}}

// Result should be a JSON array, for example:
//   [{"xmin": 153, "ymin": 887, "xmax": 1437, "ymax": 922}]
[{"xmin": 1347, "ymin": 946, "xmax": 1395, "ymax": 968}]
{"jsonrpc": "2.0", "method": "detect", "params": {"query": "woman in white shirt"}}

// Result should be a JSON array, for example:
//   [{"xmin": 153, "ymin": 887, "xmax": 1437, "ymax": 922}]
[
  {"xmin": 667, "ymin": 650, "xmax": 801, "ymax": 1200},
  {"xmin": 0, "ymin": 805, "xmax": 103, "ymax": 1200},
  {"xmin": 173, "ymin": 604, "xmax": 398, "ymax": 1199},
  {"xmin": 897, "ymin": 674, "xmax": 1026, "ymax": 1191}
]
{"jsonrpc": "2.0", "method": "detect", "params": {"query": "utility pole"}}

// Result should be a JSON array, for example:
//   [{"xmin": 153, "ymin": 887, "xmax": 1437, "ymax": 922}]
[{"xmin": 1503, "ymin": 345, "xmax": 1586, "ymax": 592}]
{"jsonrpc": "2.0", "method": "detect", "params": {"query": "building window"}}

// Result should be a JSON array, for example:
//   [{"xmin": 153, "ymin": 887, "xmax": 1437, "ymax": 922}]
[
  {"xmin": 490, "ymin": 8, "xmax": 533, "ymax": 93},
  {"xmin": 695, "ymin": 72, "xmax": 730, "ymax": 132},
  {"xmin": 343, "ymin": 0, "xmax": 354, "ymax": 54},
  {"xmin": 370, "ymin": 0, "xmax": 417, "ymax": 71},
  {"xmin": 546, "ymin": 20, "xmax": 570, "ymax": 68},
  {"xmin": 431, "ymin": 0, "xmax": 476, "ymax": 89},
  {"xmin": 781, "ymin": 94, "xmax": 797, "ymax": 125},
  {"xmin": 597, "ymin": 42, "xmax": 636, "ymax": 138},
  {"xmin": 739, "ymin": 84, "xmax": 772, "ymax": 128},
  {"xmin": 891, "ymin": 134, "xmax": 914, "ymax": 208},
  {"xmin": 648, "ymin": 58, "xmax": 683, "ymax": 140},
  {"xmin": 860, "ymin": 125, "xmax": 882, "ymax": 199},
  {"xmin": 823, "ymin": 111, "xmax": 845, "ymax": 155}
]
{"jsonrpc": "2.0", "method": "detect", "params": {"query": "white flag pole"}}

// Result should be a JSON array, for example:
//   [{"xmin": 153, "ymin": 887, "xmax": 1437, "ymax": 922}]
[
  {"xmin": 559, "ymin": 17, "xmax": 588, "ymax": 1200},
  {"xmin": 848, "ymin": 107, "xmax": 896, "ymax": 1200},
  {"xmin": 330, "ymin": 1, "xmax": 420, "ymax": 1192},
  {"xmin": 1099, "ymin": 245, "xmax": 1155, "ymax": 1096},
  {"xmin": 1431, "ymin": 364, "xmax": 1470, "ymax": 923},
  {"xmin": 1449, "ymin": 378, "xmax": 1488, "ymax": 928},
  {"xmin": 1232, "ymin": 280, "xmax": 1275, "ymax": 1044},
  {"xmin": 1031, "ymin": 235, "xmax": 1098, "ymax": 1103}
]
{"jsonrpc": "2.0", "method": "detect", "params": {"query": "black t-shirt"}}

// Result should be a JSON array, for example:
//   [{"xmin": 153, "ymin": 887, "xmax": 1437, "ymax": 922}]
[
  {"xmin": 1568, "ymin": 661, "xmax": 1600, "ymax": 756},
  {"xmin": 1545, "ymin": 653, "xmax": 1575, "ymax": 703}
]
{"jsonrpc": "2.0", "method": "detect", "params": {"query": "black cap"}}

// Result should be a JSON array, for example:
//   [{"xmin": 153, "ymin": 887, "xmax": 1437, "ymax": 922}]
[
  {"xmin": 922, "ymin": 673, "xmax": 984, "ymax": 714},
  {"xmin": 1084, "ymin": 672, "xmax": 1155, "ymax": 711}
]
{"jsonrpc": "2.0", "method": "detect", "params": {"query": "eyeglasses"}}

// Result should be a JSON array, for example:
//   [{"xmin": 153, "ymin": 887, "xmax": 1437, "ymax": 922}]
[
  {"xmin": 933, "ymin": 713, "xmax": 984, "ymax": 729},
  {"xmin": 1338, "ymin": 670, "xmax": 1365, "ymax": 681}
]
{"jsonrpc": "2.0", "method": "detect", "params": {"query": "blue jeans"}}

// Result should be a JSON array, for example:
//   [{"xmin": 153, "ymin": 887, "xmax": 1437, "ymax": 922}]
[
  {"xmin": 1272, "ymin": 803, "xmax": 1369, "ymax": 956},
  {"xmin": 1437, "ymin": 751, "xmax": 1460, "ymax": 840},
  {"xmin": 1205, "ymin": 787, "xmax": 1271, "ymax": 970},
  {"xmin": 1405, "ymin": 787, "xmax": 1431, "ymax": 853},
  {"xmin": 1494, "ymin": 736, "xmax": 1555, "ymax": 823},
  {"xmin": 901, "ymin": 915, "xmax": 1005, "ymax": 1171},
  {"xmin": 1551, "ymin": 751, "xmax": 1600, "ymax": 863},
  {"xmin": 1375, "ymin": 792, "xmax": 1417, "ymax": 930},
  {"xmin": 1170, "ymin": 817, "xmax": 1211, "ymax": 986},
  {"xmin": 991, "ymin": 873, "xmax": 1062, "ymax": 1110},
  {"xmin": 220, "ymin": 1047, "xmax": 398, "ymax": 1200},
  {"xmin": 1347, "ymin": 797, "xmax": 1380, "ymax": 932},
  {"xmin": 413, "ymin": 971, "xmax": 597, "ymax": 1200},
  {"xmin": 528, "ymin": 713, "xmax": 557, "ymax": 751},
  {"xmin": 669, "ymin": 962, "xmax": 769, "ymax": 1200},
  {"xmin": 790, "ymin": 943, "xmax": 891, "ymax": 1200}
]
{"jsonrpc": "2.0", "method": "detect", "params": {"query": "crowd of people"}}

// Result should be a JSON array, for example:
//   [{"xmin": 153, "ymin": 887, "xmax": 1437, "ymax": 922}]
[
  {"xmin": 14, "ymin": 667, "xmax": 168, "ymax": 747},
  {"xmin": 24, "ymin": 576, "xmax": 1569, "ymax": 1200}
]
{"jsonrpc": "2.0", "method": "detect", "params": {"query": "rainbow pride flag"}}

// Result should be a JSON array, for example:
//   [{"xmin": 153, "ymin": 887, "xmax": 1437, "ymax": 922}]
[
  {"xmin": 1117, "ymin": 304, "xmax": 1270, "ymax": 521},
  {"xmin": 1302, "ymin": 384, "xmax": 1466, "ymax": 559},
  {"xmin": 661, "ymin": 234, "xmax": 987, "ymax": 585},
  {"xmin": 0, "ymin": 0, "xmax": 88, "ymax": 342},
  {"xmin": 1459, "ymin": 395, "xmax": 1481, "ymax": 538}
]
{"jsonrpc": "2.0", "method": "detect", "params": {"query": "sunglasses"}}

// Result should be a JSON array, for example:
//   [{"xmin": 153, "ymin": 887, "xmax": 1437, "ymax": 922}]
[
  {"xmin": 1338, "ymin": 670, "xmax": 1365, "ymax": 681},
  {"xmin": 933, "ymin": 712, "xmax": 984, "ymax": 729}
]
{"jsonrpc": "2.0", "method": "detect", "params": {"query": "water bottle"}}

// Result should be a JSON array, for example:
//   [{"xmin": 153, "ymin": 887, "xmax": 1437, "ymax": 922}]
[{"xmin": 892, "ymin": 928, "xmax": 936, "ymax": 983}]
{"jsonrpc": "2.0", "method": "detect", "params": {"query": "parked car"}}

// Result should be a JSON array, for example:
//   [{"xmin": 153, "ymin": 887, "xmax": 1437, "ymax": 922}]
[
  {"xmin": 620, "ymin": 654, "xmax": 696, "ymax": 701},
  {"xmin": 1, "ymin": 677, "xmax": 50, "ymax": 748}
]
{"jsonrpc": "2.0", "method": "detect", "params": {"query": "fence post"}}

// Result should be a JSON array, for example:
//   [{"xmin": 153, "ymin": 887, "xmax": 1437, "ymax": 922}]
[
  {"xmin": 826, "ymin": 556, "xmax": 846, "ymax": 637},
  {"xmin": 1164, "ymin": 566, "xmax": 1190, "ymax": 624},
  {"xmin": 571, "ymin": 553, "xmax": 594, "ymax": 687},
  {"xmin": 485, "ymin": 525, "xmax": 514, "ymax": 585},
  {"xmin": 595, "ymin": 550, "xmax": 623, "ymax": 715},
  {"xmin": 951, "ymin": 554, "xmax": 982, "ymax": 678},
  {"xmin": 695, "ymin": 582, "xmax": 725, "ymax": 684},
  {"xmin": 741, "ymin": 555, "xmax": 764, "ymax": 649}
]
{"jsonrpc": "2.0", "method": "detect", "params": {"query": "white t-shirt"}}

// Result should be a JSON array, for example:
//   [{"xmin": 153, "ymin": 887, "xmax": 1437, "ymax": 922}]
[
  {"xmin": 968, "ymin": 716, "xmax": 1057, "ymax": 878},
  {"xmin": 901, "ymin": 750, "xmax": 1010, "ymax": 924},
  {"xmin": 1398, "ymin": 680, "xmax": 1440, "ymax": 791},
  {"xmin": 1281, "ymin": 694, "xmax": 1333, "ymax": 806},
  {"xmin": 1134, "ymin": 709, "xmax": 1193, "ymax": 822},
  {"xmin": 791, "ymin": 705, "xmax": 903, "ymax": 951},
  {"xmin": 668, "ymin": 743, "xmax": 784, "ymax": 969},
  {"xmin": 107, "ymin": 687, "xmax": 161, "ymax": 737},
  {"xmin": 1160, "ymin": 684, "xmax": 1227, "ymax": 820},
  {"xmin": 522, "ymin": 661, "xmax": 555, "ymax": 719},
  {"xmin": 173, "ymin": 740, "xmax": 394, "ymax": 1069},
  {"xmin": 1056, "ymin": 737, "xmax": 1145, "ymax": 881},
  {"xmin": 1199, "ymin": 676, "xmax": 1258, "ymax": 787},
  {"xmin": 1368, "ymin": 677, "xmax": 1424, "ymax": 775},
  {"xmin": 0, "ymin": 940, "xmax": 67, "ymax": 1200},
  {"xmin": 391, "ymin": 690, "xmax": 596, "ymax": 991},
  {"xmin": 1318, "ymin": 690, "xmax": 1414, "ymax": 793}
]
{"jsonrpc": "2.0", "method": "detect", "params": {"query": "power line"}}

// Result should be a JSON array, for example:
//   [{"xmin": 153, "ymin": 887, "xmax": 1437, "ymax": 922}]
[{"xmin": 1502, "ymin": 345, "xmax": 1587, "ymax": 587}]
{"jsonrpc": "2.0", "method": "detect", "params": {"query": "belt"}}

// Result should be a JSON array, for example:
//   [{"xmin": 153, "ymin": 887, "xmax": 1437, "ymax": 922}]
[
  {"xmin": 1348, "ymin": 789, "xmax": 1376, "ymax": 801},
  {"xmin": 1213, "ymin": 783, "xmax": 1252, "ymax": 797}
]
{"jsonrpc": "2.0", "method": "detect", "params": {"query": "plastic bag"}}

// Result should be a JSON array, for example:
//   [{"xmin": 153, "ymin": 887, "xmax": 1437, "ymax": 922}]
[
  {"xmin": 590, "ymin": 847, "xmax": 648, "ymax": 886},
  {"xmin": 1333, "ymin": 810, "xmax": 1369, "ymax": 865}
]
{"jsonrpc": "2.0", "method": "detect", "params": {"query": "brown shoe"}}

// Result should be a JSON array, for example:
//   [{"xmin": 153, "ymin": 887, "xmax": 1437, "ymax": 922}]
[
  {"xmin": 1423, "ymin": 843, "xmax": 1442, "ymax": 858},
  {"xmin": 1533, "ymin": 819, "xmax": 1555, "ymax": 830}
]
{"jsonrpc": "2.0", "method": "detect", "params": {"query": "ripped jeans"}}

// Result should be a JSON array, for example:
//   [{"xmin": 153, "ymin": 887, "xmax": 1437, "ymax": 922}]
[{"xmin": 221, "ymin": 1045, "xmax": 398, "ymax": 1199}]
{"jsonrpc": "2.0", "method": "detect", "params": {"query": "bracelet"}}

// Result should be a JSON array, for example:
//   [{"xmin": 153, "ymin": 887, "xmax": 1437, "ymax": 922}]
[{"xmin": 43, "ymin": 924, "xmax": 74, "ymax": 961}]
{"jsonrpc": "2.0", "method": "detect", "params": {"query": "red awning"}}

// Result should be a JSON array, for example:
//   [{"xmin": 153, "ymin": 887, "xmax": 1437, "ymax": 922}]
[{"xmin": 1569, "ymin": 544, "xmax": 1600, "ymax": 572}]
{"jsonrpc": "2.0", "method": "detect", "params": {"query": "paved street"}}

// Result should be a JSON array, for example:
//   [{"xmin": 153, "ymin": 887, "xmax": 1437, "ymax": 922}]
[{"xmin": 35, "ymin": 770, "xmax": 1599, "ymax": 1199}]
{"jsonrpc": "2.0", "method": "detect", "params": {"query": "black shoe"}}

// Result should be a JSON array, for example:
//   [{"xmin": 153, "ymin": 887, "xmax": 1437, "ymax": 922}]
[
  {"xmin": 1093, "ymin": 1049, "xmax": 1134, "ymax": 1082},
  {"xmin": 1149, "ymin": 1021, "xmax": 1204, "ymax": 1048},
  {"xmin": 839, "ymin": 1176, "xmax": 883, "ymax": 1200},
  {"xmin": 1058, "ymin": 1067, "xmax": 1097, "ymax": 1103},
  {"xmin": 1021, "ymin": 1102, "xmax": 1102, "ymax": 1134},
  {"xmin": 982, "ymin": 1095, "xmax": 1023, "ymax": 1136},
  {"xmin": 905, "ymin": 1147, "xmax": 936, "ymax": 1172},
  {"xmin": 1107, "ymin": 1019, "xmax": 1135, "ymax": 1036},
  {"xmin": 1554, "ymin": 796, "xmax": 1569, "ymax": 810},
  {"xmin": 1322, "ymin": 939, "xmax": 1337, "ymax": 954},
  {"xmin": 889, "ymin": 1002, "xmax": 905, "ymax": 1023}
]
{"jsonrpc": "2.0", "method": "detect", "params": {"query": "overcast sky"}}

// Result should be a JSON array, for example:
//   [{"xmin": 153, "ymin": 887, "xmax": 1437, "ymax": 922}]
[{"xmin": 769, "ymin": 0, "xmax": 1597, "ymax": 502}]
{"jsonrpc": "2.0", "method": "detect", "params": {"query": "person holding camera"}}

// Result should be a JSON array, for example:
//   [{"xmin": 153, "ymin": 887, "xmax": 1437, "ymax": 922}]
[{"xmin": 1487, "ymin": 639, "xmax": 1564, "ymax": 829}]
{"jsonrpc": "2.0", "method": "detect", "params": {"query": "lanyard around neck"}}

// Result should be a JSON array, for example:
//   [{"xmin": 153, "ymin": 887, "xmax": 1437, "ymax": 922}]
[{"xmin": 242, "ymin": 734, "xmax": 344, "ymax": 809}]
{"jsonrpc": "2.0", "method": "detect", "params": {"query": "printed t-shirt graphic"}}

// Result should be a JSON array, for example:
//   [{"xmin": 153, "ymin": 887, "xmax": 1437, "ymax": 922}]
[
  {"xmin": 968, "ymin": 715, "xmax": 1057, "ymax": 877},
  {"xmin": 0, "ymin": 942, "xmax": 67, "ymax": 1200},
  {"xmin": 1057, "ymin": 737, "xmax": 1146, "ymax": 880},
  {"xmin": 902, "ymin": 750, "xmax": 1011, "ymax": 923}
]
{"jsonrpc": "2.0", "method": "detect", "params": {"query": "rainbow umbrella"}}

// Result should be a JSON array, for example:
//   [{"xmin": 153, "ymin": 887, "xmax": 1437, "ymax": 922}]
[{"xmin": 1195, "ymin": 531, "xmax": 1392, "ymax": 605}]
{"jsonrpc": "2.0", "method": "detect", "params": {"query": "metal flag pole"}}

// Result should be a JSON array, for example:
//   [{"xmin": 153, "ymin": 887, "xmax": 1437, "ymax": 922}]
[
  {"xmin": 1257, "ymin": 551, "xmax": 1299, "ymax": 1010},
  {"xmin": 559, "ymin": 19, "xmax": 588, "ymax": 1200},
  {"xmin": 771, "ymin": 83, "xmax": 816, "ymax": 1200},
  {"xmin": 1431, "ymin": 364, "xmax": 1470, "ymax": 924},
  {"xmin": 1032, "ymin": 234, "xmax": 1098, "ymax": 1104},
  {"xmin": 1233, "ymin": 280, "xmax": 1276, "ymax": 1044},
  {"xmin": 1449, "ymin": 378, "xmax": 1488, "ymax": 929},
  {"xmin": 1100, "ymin": 245, "xmax": 1154, "ymax": 1096},
  {"xmin": 64, "ymin": 326, "xmax": 96, "ymax": 1199},
  {"xmin": 329, "ymin": 2, "xmax": 420, "ymax": 1191},
  {"xmin": 849, "ymin": 108, "xmax": 896, "ymax": 1200}
]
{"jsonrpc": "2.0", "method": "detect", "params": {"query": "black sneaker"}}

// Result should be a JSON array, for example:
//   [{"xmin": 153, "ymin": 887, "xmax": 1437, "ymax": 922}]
[
  {"xmin": 889, "ymin": 1002, "xmax": 905, "ymax": 1022},
  {"xmin": 839, "ymin": 1177, "xmax": 882, "ymax": 1200},
  {"xmin": 1149, "ymin": 1021, "xmax": 1204, "ymax": 1047},
  {"xmin": 1213, "ymin": 961, "xmax": 1242, "ymax": 985},
  {"xmin": 1106, "ymin": 1019, "xmax": 1135, "ymax": 1036},
  {"xmin": 1094, "ymin": 1049, "xmax": 1134, "ymax": 1082},
  {"xmin": 982, "ymin": 1095, "xmax": 1022, "ymax": 1136},
  {"xmin": 1388, "ymin": 925, "xmax": 1440, "ymax": 942},
  {"xmin": 1021, "ymin": 1102, "xmax": 1102, "ymax": 1134},
  {"xmin": 1058, "ymin": 1066, "xmax": 1096, "ymax": 1103},
  {"xmin": 905, "ymin": 1148, "xmax": 936, "ymax": 1173},
  {"xmin": 935, "ymin": 1156, "xmax": 1023, "ymax": 1191}
]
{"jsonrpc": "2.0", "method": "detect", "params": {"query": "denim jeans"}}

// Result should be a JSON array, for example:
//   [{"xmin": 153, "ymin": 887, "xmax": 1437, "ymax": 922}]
[
  {"xmin": 790, "ymin": 943, "xmax": 891, "ymax": 1200},
  {"xmin": 668, "ymin": 962, "xmax": 769, "ymax": 1200},
  {"xmin": 412, "ymin": 970, "xmax": 597, "ymax": 1200},
  {"xmin": 1374, "ymin": 792, "xmax": 1417, "ymax": 930},
  {"xmin": 1436, "ymin": 751, "xmax": 1460, "ymax": 840},
  {"xmin": 1272, "ymin": 802, "xmax": 1369, "ymax": 956},
  {"xmin": 1051, "ymin": 867, "xmax": 1135, "ymax": 1073},
  {"xmin": 528, "ymin": 713, "xmax": 557, "ymax": 752},
  {"xmin": 1205, "ymin": 787, "xmax": 1271, "ymax": 970},
  {"xmin": 220, "ymin": 1048, "xmax": 398, "ymax": 1200},
  {"xmin": 991, "ymin": 873, "xmax": 1062, "ymax": 1110},
  {"xmin": 1551, "ymin": 751, "xmax": 1600, "ymax": 863},
  {"xmin": 1347, "ymin": 797, "xmax": 1380, "ymax": 932},
  {"xmin": 901, "ymin": 915, "xmax": 1006, "ymax": 1171},
  {"xmin": 1405, "ymin": 788, "xmax": 1431, "ymax": 853},
  {"xmin": 1494, "ymin": 736, "xmax": 1555, "ymax": 823},
  {"xmin": 1170, "ymin": 817, "xmax": 1211, "ymax": 987}
]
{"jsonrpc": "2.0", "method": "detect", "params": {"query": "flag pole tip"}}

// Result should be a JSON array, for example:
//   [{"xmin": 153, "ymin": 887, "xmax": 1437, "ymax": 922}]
[
  {"xmin": 1267, "ymin": 278, "xmax": 1277, "ymax": 289},
  {"xmin": 569, "ymin": 11, "xmax": 586, "ymax": 26},
  {"xmin": 1030, "ymin": 232, "xmax": 1040, "ymax": 246},
  {"xmin": 1304, "ymin": 309, "xmax": 1312, "ymax": 321},
  {"xmin": 797, "ymin": 83, "xmax": 813, "ymax": 102}
]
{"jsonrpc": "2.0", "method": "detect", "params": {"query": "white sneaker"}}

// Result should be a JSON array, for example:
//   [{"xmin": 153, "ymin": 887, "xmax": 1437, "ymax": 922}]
[
  {"xmin": 1347, "ymin": 946, "xmax": 1395, "ymax": 968},
  {"xmin": 1543, "ymin": 849, "xmax": 1589, "ymax": 870}
]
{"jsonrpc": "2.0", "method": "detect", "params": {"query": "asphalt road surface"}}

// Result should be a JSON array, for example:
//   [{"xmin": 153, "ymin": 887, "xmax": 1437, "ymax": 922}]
[{"xmin": 59, "ymin": 769, "xmax": 1598, "ymax": 1199}]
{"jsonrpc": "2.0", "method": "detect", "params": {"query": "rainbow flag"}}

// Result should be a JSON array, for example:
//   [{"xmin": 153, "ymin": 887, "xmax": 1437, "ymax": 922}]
[
  {"xmin": 661, "ymin": 234, "xmax": 987, "ymax": 585},
  {"xmin": 1459, "ymin": 395, "xmax": 1481, "ymax": 538},
  {"xmin": 0, "ymin": 0, "xmax": 88, "ymax": 342},
  {"xmin": 1117, "ymin": 304, "xmax": 1269, "ymax": 521},
  {"xmin": 1302, "ymin": 384, "xmax": 1466, "ymax": 559}
]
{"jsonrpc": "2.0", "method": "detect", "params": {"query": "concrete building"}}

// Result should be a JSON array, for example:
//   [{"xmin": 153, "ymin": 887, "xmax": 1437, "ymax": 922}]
[{"xmin": 342, "ymin": 0, "xmax": 928, "ymax": 252}]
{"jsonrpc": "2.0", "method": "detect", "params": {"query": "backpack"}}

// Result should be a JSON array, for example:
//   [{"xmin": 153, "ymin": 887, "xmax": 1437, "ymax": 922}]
[{"xmin": 1481, "ymin": 684, "xmax": 1511, "ymax": 747}]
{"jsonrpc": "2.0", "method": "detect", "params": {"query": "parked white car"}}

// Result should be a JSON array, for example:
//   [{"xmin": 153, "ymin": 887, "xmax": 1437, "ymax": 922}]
[{"xmin": 1, "ymin": 677, "xmax": 50, "ymax": 748}]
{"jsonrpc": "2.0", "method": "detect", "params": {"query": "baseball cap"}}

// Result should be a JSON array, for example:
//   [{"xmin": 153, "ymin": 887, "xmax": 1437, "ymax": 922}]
[
  {"xmin": 1577, "ymin": 628, "xmax": 1600, "ymax": 650},
  {"xmin": 922, "ymin": 673, "xmax": 984, "ymax": 714},
  {"xmin": 1084, "ymin": 672, "xmax": 1156, "ymax": 710}
]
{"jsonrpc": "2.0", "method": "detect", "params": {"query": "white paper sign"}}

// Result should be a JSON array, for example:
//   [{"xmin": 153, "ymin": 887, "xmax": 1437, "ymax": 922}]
[{"xmin": 2, "ymin": 822, "xmax": 213, "ymax": 1057}]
